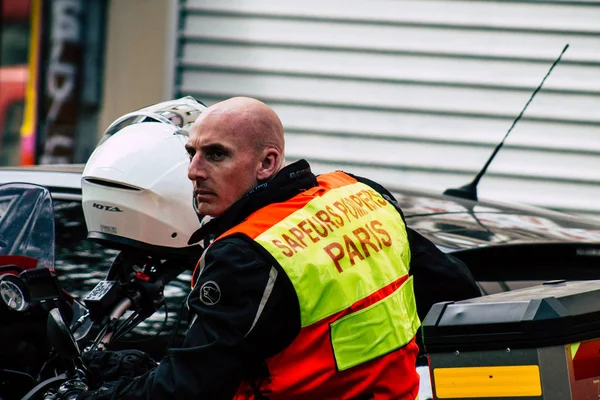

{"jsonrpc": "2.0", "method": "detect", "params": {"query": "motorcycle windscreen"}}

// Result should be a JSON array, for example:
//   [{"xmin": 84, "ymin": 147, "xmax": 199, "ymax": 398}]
[{"xmin": 0, "ymin": 183, "xmax": 55, "ymax": 270}]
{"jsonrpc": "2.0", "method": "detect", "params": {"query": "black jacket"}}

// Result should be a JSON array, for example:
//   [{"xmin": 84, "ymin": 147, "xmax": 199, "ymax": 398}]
[{"xmin": 80, "ymin": 160, "xmax": 480, "ymax": 399}]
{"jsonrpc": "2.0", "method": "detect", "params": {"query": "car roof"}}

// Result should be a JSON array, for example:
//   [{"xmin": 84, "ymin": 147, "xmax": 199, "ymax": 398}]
[
  {"xmin": 0, "ymin": 164, "xmax": 86, "ymax": 173},
  {"xmin": 387, "ymin": 186, "xmax": 600, "ymax": 282},
  {"xmin": 0, "ymin": 164, "xmax": 84, "ymax": 200},
  {"xmin": 391, "ymin": 185, "xmax": 600, "ymax": 251},
  {"xmin": 1, "ymin": 164, "xmax": 599, "ymax": 257}
]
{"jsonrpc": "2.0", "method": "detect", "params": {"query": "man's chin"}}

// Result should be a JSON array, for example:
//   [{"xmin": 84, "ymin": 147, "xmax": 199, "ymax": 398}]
[{"xmin": 196, "ymin": 203, "xmax": 224, "ymax": 218}]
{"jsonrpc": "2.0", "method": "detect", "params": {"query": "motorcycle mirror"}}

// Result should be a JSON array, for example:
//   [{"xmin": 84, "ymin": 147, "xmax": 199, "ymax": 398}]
[{"xmin": 48, "ymin": 308, "xmax": 80, "ymax": 360}]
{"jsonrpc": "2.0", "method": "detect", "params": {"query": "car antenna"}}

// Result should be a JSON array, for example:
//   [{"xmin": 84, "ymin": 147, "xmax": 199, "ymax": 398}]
[{"xmin": 443, "ymin": 44, "xmax": 569, "ymax": 201}]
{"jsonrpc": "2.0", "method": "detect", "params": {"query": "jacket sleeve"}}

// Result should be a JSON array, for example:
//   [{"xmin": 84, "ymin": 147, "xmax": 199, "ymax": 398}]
[
  {"xmin": 406, "ymin": 227, "xmax": 481, "ymax": 320},
  {"xmin": 79, "ymin": 236, "xmax": 300, "ymax": 400}
]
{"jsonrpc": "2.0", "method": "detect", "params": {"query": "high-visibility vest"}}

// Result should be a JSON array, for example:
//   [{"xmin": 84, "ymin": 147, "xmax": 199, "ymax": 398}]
[{"xmin": 217, "ymin": 172, "xmax": 420, "ymax": 399}]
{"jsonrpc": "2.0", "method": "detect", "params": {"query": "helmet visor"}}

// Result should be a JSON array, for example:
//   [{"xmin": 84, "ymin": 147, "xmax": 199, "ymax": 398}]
[{"xmin": 98, "ymin": 96, "xmax": 207, "ymax": 146}]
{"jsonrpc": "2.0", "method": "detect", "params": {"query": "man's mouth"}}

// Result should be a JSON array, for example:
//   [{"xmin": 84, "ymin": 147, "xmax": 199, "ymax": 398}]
[{"xmin": 195, "ymin": 190, "xmax": 214, "ymax": 198}]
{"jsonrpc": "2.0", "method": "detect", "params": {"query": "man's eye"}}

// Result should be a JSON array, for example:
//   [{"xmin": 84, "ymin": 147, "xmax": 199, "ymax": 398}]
[
  {"xmin": 187, "ymin": 150, "xmax": 195, "ymax": 160},
  {"xmin": 207, "ymin": 150, "xmax": 226, "ymax": 161}
]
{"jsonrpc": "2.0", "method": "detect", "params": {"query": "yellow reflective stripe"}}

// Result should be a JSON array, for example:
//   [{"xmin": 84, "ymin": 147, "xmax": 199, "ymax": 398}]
[
  {"xmin": 433, "ymin": 366, "xmax": 542, "ymax": 398},
  {"xmin": 570, "ymin": 342, "xmax": 580, "ymax": 358},
  {"xmin": 255, "ymin": 182, "xmax": 410, "ymax": 327},
  {"xmin": 330, "ymin": 276, "xmax": 420, "ymax": 371}
]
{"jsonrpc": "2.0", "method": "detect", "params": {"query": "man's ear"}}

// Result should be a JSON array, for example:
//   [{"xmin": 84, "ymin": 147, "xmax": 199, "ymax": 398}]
[{"xmin": 257, "ymin": 148, "xmax": 280, "ymax": 181}]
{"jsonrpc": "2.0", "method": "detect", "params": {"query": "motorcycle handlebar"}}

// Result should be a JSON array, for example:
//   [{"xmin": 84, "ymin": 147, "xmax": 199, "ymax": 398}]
[{"xmin": 22, "ymin": 254, "xmax": 194, "ymax": 399}]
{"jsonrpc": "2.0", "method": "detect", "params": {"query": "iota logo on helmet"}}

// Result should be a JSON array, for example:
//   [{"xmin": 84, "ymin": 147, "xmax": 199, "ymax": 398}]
[
  {"xmin": 199, "ymin": 280, "xmax": 221, "ymax": 306},
  {"xmin": 93, "ymin": 202, "xmax": 123, "ymax": 212}
]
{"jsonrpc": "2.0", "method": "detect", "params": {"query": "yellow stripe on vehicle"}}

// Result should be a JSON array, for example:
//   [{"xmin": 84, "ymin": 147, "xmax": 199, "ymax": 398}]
[
  {"xmin": 255, "ymin": 182, "xmax": 411, "ymax": 327},
  {"xmin": 433, "ymin": 365, "xmax": 542, "ymax": 398},
  {"xmin": 330, "ymin": 276, "xmax": 420, "ymax": 371}
]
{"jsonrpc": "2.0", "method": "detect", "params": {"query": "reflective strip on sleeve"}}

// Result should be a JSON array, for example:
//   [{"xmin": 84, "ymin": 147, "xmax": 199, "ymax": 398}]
[{"xmin": 330, "ymin": 276, "xmax": 420, "ymax": 371}]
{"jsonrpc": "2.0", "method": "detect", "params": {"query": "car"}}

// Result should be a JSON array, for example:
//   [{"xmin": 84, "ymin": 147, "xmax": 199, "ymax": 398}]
[
  {"xmin": 2, "ymin": 164, "xmax": 600, "ymax": 399},
  {"xmin": 394, "ymin": 186, "xmax": 600, "ymax": 293}
]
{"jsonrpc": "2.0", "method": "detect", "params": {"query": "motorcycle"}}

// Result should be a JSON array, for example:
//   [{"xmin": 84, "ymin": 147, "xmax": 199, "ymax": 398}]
[{"xmin": 0, "ymin": 183, "xmax": 195, "ymax": 400}]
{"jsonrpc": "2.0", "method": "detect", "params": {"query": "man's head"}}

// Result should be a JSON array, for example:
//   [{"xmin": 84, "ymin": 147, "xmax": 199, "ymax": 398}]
[{"xmin": 186, "ymin": 97, "xmax": 285, "ymax": 216}]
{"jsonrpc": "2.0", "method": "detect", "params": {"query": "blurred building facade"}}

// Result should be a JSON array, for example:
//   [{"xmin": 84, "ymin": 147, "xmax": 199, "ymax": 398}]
[
  {"xmin": 2, "ymin": 0, "xmax": 600, "ymax": 219},
  {"xmin": 0, "ymin": 0, "xmax": 31, "ymax": 165},
  {"xmin": 0, "ymin": 0, "xmax": 174, "ymax": 165}
]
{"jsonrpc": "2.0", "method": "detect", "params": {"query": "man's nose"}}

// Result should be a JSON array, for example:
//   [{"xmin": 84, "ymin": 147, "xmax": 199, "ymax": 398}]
[{"xmin": 188, "ymin": 155, "xmax": 208, "ymax": 181}]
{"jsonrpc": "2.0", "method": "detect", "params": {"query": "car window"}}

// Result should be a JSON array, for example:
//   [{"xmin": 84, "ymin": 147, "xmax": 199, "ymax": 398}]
[{"xmin": 53, "ymin": 200, "xmax": 118, "ymax": 293}]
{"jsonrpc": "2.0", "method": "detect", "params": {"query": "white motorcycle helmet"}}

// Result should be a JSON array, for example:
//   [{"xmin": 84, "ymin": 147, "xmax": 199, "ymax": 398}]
[{"xmin": 82, "ymin": 97, "xmax": 206, "ymax": 254}]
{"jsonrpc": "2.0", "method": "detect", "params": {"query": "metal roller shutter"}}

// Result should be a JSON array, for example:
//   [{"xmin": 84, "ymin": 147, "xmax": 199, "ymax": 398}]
[{"xmin": 175, "ymin": 0, "xmax": 600, "ymax": 218}]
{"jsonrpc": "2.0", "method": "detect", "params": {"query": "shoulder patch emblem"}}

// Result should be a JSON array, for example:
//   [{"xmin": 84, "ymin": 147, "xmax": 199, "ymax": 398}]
[{"xmin": 199, "ymin": 280, "xmax": 221, "ymax": 305}]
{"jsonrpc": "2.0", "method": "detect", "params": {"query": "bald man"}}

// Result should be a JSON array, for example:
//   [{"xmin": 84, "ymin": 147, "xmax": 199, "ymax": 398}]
[
  {"xmin": 80, "ymin": 97, "xmax": 479, "ymax": 400},
  {"xmin": 186, "ymin": 97, "xmax": 286, "ymax": 217}
]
